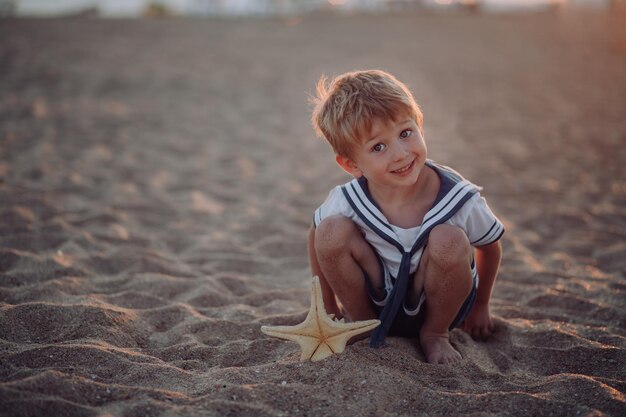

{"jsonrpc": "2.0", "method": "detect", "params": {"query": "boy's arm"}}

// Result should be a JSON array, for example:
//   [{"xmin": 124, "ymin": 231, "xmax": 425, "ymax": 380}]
[
  {"xmin": 462, "ymin": 239, "xmax": 502, "ymax": 340},
  {"xmin": 307, "ymin": 226, "xmax": 341, "ymax": 317}
]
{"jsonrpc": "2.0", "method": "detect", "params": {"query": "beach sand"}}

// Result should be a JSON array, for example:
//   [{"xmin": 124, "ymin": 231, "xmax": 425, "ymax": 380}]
[{"xmin": 1, "ymin": 9, "xmax": 625, "ymax": 417}]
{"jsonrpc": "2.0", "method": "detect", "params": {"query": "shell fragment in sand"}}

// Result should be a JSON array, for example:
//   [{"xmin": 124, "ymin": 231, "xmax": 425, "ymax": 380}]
[{"xmin": 261, "ymin": 276, "xmax": 380, "ymax": 362}]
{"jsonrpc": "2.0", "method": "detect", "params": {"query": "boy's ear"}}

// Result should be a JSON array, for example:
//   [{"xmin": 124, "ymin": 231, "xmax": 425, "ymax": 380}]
[{"xmin": 335, "ymin": 155, "xmax": 362, "ymax": 178}]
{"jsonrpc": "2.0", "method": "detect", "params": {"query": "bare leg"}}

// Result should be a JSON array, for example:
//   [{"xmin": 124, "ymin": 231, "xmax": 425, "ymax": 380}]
[
  {"xmin": 419, "ymin": 224, "xmax": 473, "ymax": 364},
  {"xmin": 311, "ymin": 216, "xmax": 383, "ymax": 322},
  {"xmin": 308, "ymin": 225, "xmax": 341, "ymax": 317}
]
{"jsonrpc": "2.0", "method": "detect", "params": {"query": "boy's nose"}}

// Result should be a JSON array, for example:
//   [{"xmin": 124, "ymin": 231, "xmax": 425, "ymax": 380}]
[{"xmin": 392, "ymin": 142, "xmax": 409, "ymax": 161}]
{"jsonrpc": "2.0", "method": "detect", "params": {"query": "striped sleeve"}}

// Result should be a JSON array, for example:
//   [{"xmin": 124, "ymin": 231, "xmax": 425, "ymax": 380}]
[
  {"xmin": 459, "ymin": 194, "xmax": 505, "ymax": 246},
  {"xmin": 313, "ymin": 186, "xmax": 351, "ymax": 228}
]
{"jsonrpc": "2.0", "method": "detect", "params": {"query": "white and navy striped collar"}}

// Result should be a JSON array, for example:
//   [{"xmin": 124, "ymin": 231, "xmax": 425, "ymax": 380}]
[{"xmin": 341, "ymin": 160, "xmax": 479, "ymax": 254}]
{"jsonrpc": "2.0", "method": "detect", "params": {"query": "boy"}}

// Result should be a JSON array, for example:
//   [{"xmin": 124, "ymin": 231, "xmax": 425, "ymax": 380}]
[{"xmin": 308, "ymin": 70, "xmax": 503, "ymax": 364}]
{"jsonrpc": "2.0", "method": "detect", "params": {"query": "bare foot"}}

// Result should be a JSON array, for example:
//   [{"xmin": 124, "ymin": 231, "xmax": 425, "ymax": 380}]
[{"xmin": 420, "ymin": 330, "xmax": 462, "ymax": 364}]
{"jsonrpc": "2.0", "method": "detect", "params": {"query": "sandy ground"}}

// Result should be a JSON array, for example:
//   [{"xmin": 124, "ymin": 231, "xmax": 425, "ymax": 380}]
[{"xmin": 1, "ymin": 9, "xmax": 625, "ymax": 417}]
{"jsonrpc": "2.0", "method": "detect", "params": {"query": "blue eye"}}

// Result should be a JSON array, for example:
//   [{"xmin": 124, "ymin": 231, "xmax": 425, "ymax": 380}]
[
  {"xmin": 400, "ymin": 129, "xmax": 413, "ymax": 139},
  {"xmin": 372, "ymin": 143, "xmax": 386, "ymax": 153}
]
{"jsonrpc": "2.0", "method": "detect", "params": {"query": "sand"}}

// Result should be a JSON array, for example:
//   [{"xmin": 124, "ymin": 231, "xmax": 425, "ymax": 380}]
[{"xmin": 0, "ymin": 8, "xmax": 625, "ymax": 417}]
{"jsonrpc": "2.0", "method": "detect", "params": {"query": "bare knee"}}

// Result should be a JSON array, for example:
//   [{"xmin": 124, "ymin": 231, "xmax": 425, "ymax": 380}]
[
  {"xmin": 314, "ymin": 216, "xmax": 361, "ymax": 258},
  {"xmin": 426, "ymin": 225, "xmax": 472, "ymax": 271},
  {"xmin": 424, "ymin": 225, "xmax": 473, "ymax": 301}
]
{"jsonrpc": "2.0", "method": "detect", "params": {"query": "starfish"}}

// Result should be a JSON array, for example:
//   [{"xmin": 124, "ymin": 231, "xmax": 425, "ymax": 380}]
[{"xmin": 261, "ymin": 276, "xmax": 380, "ymax": 362}]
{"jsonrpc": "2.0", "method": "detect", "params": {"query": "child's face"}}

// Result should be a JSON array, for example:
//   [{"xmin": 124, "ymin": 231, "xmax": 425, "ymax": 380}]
[{"xmin": 337, "ymin": 115, "xmax": 427, "ymax": 191}]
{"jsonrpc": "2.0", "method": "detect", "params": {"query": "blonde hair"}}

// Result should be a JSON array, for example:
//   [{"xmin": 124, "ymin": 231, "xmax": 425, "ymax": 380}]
[{"xmin": 311, "ymin": 70, "xmax": 423, "ymax": 158}]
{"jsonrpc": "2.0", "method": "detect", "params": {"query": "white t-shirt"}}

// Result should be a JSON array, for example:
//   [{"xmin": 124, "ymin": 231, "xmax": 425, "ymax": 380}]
[{"xmin": 313, "ymin": 161, "xmax": 504, "ymax": 281}]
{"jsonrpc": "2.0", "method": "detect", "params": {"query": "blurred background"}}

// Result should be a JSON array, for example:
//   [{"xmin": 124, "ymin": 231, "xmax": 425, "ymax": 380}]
[
  {"xmin": 1, "ymin": 0, "xmax": 625, "ymax": 414},
  {"xmin": 0, "ymin": 0, "xmax": 617, "ymax": 17}
]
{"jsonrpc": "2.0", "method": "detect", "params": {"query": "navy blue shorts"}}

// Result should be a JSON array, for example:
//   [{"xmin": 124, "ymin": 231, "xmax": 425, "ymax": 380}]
[{"xmin": 370, "ymin": 278, "xmax": 477, "ymax": 338}]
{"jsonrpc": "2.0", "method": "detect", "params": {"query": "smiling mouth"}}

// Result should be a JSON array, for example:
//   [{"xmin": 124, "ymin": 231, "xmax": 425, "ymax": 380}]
[{"xmin": 391, "ymin": 159, "xmax": 415, "ymax": 174}]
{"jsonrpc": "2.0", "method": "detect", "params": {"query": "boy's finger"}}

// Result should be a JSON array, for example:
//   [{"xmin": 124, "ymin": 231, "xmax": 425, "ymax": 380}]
[
  {"xmin": 480, "ymin": 325, "xmax": 491, "ymax": 340},
  {"xmin": 471, "ymin": 327, "xmax": 481, "ymax": 341},
  {"xmin": 474, "ymin": 326, "xmax": 484, "ymax": 341}
]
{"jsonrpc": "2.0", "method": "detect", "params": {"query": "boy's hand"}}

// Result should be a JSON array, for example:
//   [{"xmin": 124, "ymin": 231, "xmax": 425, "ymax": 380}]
[{"xmin": 461, "ymin": 303, "xmax": 494, "ymax": 341}]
